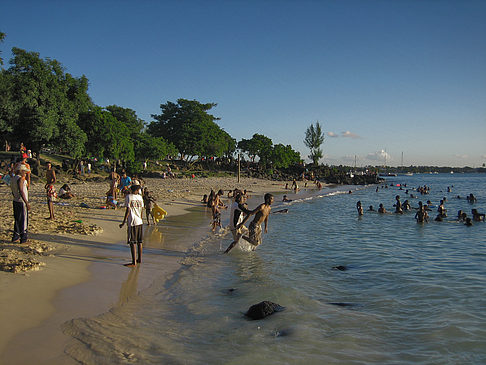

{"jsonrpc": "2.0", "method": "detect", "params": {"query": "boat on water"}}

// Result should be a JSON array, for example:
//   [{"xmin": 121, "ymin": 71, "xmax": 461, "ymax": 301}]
[{"xmin": 379, "ymin": 172, "xmax": 397, "ymax": 177}]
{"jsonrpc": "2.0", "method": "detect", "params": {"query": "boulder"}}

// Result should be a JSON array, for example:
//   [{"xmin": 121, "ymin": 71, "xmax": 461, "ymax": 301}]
[{"xmin": 245, "ymin": 301, "xmax": 285, "ymax": 320}]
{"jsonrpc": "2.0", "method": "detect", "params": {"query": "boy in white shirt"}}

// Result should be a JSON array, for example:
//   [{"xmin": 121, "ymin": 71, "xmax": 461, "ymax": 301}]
[{"xmin": 119, "ymin": 184, "xmax": 144, "ymax": 267}]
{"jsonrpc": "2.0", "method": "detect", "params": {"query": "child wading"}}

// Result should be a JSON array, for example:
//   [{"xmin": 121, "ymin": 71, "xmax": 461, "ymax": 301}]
[{"xmin": 119, "ymin": 184, "xmax": 144, "ymax": 267}]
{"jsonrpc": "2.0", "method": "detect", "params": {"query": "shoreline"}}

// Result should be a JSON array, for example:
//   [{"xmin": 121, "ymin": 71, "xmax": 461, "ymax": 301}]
[{"xmin": 0, "ymin": 176, "xmax": 315, "ymax": 363}]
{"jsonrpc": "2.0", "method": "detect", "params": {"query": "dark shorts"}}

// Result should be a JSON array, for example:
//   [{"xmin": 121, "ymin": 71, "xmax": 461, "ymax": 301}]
[{"xmin": 127, "ymin": 224, "xmax": 143, "ymax": 244}]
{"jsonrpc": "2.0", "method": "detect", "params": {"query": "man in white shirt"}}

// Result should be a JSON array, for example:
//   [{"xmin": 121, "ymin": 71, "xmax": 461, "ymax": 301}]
[
  {"xmin": 11, "ymin": 164, "xmax": 30, "ymax": 243},
  {"xmin": 119, "ymin": 184, "xmax": 144, "ymax": 267}
]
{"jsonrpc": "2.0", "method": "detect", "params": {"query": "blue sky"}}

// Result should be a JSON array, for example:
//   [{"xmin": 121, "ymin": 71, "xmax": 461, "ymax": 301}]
[{"xmin": 2, "ymin": 0, "xmax": 485, "ymax": 167}]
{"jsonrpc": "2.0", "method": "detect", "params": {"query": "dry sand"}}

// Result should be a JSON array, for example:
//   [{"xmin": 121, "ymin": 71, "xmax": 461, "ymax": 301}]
[{"xmin": 0, "ymin": 175, "xmax": 307, "ymax": 362}]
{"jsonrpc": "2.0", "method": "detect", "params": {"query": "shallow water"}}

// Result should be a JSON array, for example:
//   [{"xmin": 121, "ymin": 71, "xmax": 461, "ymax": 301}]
[{"xmin": 63, "ymin": 173, "xmax": 486, "ymax": 364}]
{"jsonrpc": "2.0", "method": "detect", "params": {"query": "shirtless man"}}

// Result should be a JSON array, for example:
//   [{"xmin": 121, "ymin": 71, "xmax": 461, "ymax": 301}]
[
  {"xmin": 211, "ymin": 189, "xmax": 227, "ymax": 232},
  {"xmin": 224, "ymin": 193, "xmax": 273, "ymax": 253},
  {"xmin": 394, "ymin": 195, "xmax": 403, "ymax": 214},
  {"xmin": 45, "ymin": 162, "xmax": 57, "ymax": 219},
  {"xmin": 356, "ymin": 201, "xmax": 364, "ymax": 216}
]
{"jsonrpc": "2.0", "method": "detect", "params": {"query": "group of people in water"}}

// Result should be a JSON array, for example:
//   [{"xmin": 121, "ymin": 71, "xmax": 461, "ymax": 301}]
[
  {"xmin": 202, "ymin": 188, "xmax": 274, "ymax": 253},
  {"xmin": 357, "ymin": 183, "xmax": 484, "ymax": 226}
]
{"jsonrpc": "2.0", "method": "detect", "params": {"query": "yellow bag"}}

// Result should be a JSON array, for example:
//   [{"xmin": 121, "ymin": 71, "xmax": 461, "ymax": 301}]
[{"xmin": 152, "ymin": 203, "xmax": 167, "ymax": 223}]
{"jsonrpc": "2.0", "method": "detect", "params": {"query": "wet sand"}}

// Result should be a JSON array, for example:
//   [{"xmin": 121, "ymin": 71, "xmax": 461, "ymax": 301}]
[{"xmin": 0, "ymin": 176, "xmax": 316, "ymax": 363}]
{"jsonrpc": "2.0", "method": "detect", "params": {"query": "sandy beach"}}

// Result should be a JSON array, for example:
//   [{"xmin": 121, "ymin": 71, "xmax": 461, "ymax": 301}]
[{"xmin": 0, "ymin": 175, "xmax": 305, "ymax": 363}]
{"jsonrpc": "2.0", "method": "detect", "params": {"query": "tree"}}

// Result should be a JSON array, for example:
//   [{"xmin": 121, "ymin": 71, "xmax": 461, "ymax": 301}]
[
  {"xmin": 148, "ymin": 98, "xmax": 230, "ymax": 161},
  {"xmin": 0, "ymin": 70, "xmax": 14, "ymax": 138},
  {"xmin": 238, "ymin": 133, "xmax": 273, "ymax": 165},
  {"xmin": 134, "ymin": 132, "xmax": 178, "ymax": 163},
  {"xmin": 78, "ymin": 107, "xmax": 134, "ymax": 163},
  {"xmin": 0, "ymin": 31, "xmax": 6, "ymax": 66},
  {"xmin": 304, "ymin": 121, "xmax": 325, "ymax": 165},
  {"xmin": 4, "ymin": 47, "xmax": 89, "ymax": 157},
  {"xmin": 106, "ymin": 105, "xmax": 145, "ymax": 139},
  {"xmin": 270, "ymin": 144, "xmax": 301, "ymax": 169}
]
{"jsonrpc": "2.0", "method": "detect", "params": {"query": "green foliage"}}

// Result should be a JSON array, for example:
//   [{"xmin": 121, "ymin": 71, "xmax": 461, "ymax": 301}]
[
  {"xmin": 148, "ymin": 98, "xmax": 229, "ymax": 160},
  {"xmin": 270, "ymin": 143, "xmax": 301, "ymax": 169},
  {"xmin": 304, "ymin": 121, "xmax": 325, "ymax": 165}
]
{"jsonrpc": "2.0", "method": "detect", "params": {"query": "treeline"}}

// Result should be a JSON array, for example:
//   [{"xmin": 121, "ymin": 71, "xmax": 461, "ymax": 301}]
[{"xmin": 0, "ymin": 37, "xmax": 302, "ymax": 173}]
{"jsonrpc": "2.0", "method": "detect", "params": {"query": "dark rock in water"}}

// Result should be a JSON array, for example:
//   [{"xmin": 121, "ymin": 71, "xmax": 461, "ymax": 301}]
[
  {"xmin": 328, "ymin": 302, "xmax": 356, "ymax": 307},
  {"xmin": 332, "ymin": 265, "xmax": 347, "ymax": 271},
  {"xmin": 245, "ymin": 301, "xmax": 285, "ymax": 320}
]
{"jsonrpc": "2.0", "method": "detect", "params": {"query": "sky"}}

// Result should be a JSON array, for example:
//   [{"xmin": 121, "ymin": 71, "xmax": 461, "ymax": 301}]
[{"xmin": 1, "ymin": 0, "xmax": 485, "ymax": 167}]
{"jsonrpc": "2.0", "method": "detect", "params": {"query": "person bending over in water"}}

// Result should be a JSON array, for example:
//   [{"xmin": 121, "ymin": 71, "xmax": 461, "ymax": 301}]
[{"xmin": 225, "ymin": 193, "xmax": 273, "ymax": 253}]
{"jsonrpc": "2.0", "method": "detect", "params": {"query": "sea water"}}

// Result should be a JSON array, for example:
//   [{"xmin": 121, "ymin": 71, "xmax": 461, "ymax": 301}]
[{"xmin": 63, "ymin": 174, "xmax": 486, "ymax": 364}]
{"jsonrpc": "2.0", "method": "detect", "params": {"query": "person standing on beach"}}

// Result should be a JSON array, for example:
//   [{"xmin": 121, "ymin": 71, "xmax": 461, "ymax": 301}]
[
  {"xmin": 225, "ymin": 193, "xmax": 274, "ymax": 253},
  {"xmin": 15, "ymin": 155, "xmax": 31, "ymax": 189},
  {"xmin": 119, "ymin": 184, "xmax": 144, "ymax": 267},
  {"xmin": 120, "ymin": 170, "xmax": 132, "ymax": 195},
  {"xmin": 11, "ymin": 164, "xmax": 30, "ymax": 243},
  {"xmin": 45, "ymin": 162, "xmax": 57, "ymax": 220}
]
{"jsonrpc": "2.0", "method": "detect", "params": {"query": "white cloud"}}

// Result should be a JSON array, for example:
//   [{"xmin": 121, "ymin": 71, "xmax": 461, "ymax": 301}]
[
  {"xmin": 455, "ymin": 154, "xmax": 469, "ymax": 159},
  {"xmin": 327, "ymin": 131, "xmax": 338, "ymax": 137},
  {"xmin": 341, "ymin": 131, "xmax": 361, "ymax": 139},
  {"xmin": 367, "ymin": 149, "xmax": 391, "ymax": 162}
]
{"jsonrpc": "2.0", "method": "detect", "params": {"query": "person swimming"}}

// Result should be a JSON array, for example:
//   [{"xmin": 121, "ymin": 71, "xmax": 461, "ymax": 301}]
[
  {"xmin": 415, "ymin": 202, "xmax": 429, "ymax": 223},
  {"xmin": 356, "ymin": 201, "xmax": 363, "ymax": 216},
  {"xmin": 467, "ymin": 193, "xmax": 477, "ymax": 203},
  {"xmin": 282, "ymin": 195, "xmax": 292, "ymax": 202},
  {"xmin": 471, "ymin": 209, "xmax": 485, "ymax": 222},
  {"xmin": 378, "ymin": 203, "xmax": 386, "ymax": 214},
  {"xmin": 394, "ymin": 195, "xmax": 403, "ymax": 214}
]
